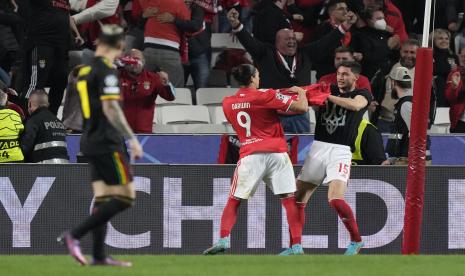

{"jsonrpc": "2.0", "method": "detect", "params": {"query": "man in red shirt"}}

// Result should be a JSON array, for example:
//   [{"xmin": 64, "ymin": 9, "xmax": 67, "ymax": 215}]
[
  {"xmin": 318, "ymin": 46, "xmax": 372, "ymax": 93},
  {"xmin": 203, "ymin": 64, "xmax": 309, "ymax": 255},
  {"xmin": 137, "ymin": 0, "xmax": 190, "ymax": 87},
  {"xmin": 119, "ymin": 49, "xmax": 175, "ymax": 133}
]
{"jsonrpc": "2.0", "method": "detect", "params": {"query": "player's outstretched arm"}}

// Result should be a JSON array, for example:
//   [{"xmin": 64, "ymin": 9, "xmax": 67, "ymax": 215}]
[
  {"xmin": 288, "ymin": 86, "xmax": 309, "ymax": 113},
  {"xmin": 102, "ymin": 100, "xmax": 143, "ymax": 160},
  {"xmin": 327, "ymin": 94, "xmax": 368, "ymax": 111}
]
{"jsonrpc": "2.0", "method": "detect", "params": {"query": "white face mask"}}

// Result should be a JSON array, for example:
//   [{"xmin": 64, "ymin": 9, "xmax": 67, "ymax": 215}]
[{"xmin": 373, "ymin": 19, "xmax": 387, "ymax": 30}]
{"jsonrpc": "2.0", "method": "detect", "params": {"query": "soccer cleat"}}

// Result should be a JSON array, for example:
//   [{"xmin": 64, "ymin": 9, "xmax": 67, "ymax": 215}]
[
  {"xmin": 279, "ymin": 244, "xmax": 304, "ymax": 256},
  {"xmin": 58, "ymin": 232, "xmax": 88, "ymax": 265},
  {"xmin": 202, "ymin": 237, "xmax": 230, "ymax": 255},
  {"xmin": 91, "ymin": 257, "xmax": 132, "ymax": 267},
  {"xmin": 344, "ymin": 241, "xmax": 364, "ymax": 256}
]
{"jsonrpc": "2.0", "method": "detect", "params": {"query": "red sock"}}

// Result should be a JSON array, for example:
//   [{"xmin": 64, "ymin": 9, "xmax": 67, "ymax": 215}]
[
  {"xmin": 329, "ymin": 199, "xmax": 362, "ymax": 242},
  {"xmin": 281, "ymin": 196, "xmax": 302, "ymax": 245},
  {"xmin": 220, "ymin": 197, "xmax": 241, "ymax": 238},
  {"xmin": 289, "ymin": 202, "xmax": 306, "ymax": 246}
]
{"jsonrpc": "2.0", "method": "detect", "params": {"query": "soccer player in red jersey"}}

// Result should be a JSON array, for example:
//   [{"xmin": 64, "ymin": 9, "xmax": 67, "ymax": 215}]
[{"xmin": 203, "ymin": 64, "xmax": 309, "ymax": 255}]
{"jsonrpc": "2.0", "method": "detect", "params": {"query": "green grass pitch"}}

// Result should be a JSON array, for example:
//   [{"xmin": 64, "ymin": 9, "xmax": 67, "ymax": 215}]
[{"xmin": 2, "ymin": 255, "xmax": 464, "ymax": 276}]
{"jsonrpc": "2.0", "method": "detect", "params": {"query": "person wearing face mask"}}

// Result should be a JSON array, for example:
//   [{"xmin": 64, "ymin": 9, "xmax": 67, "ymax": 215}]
[
  {"xmin": 227, "ymin": 7, "xmax": 356, "ymax": 133},
  {"xmin": 119, "ymin": 49, "xmax": 175, "ymax": 133},
  {"xmin": 385, "ymin": 66, "xmax": 432, "ymax": 165},
  {"xmin": 432, "ymin": 28, "xmax": 459, "ymax": 107},
  {"xmin": 350, "ymin": 5, "xmax": 398, "ymax": 80}
]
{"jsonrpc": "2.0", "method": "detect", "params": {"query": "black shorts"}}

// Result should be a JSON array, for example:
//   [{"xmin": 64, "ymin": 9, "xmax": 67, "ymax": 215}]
[{"xmin": 87, "ymin": 151, "xmax": 133, "ymax": 185}]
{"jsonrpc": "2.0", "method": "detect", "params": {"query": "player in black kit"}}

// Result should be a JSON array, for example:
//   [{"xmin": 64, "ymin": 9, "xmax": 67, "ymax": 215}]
[
  {"xmin": 281, "ymin": 61, "xmax": 372, "ymax": 256},
  {"xmin": 58, "ymin": 25, "xmax": 143, "ymax": 267}
]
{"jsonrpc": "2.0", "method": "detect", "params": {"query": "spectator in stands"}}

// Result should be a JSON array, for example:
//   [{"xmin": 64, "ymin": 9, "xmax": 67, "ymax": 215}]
[
  {"xmin": 376, "ymin": 39, "xmax": 419, "ymax": 133},
  {"xmin": 18, "ymin": 0, "xmax": 83, "ymax": 115},
  {"xmin": 318, "ymin": 46, "xmax": 371, "ymax": 92},
  {"xmin": 70, "ymin": 0, "xmax": 123, "ymax": 48},
  {"xmin": 119, "ymin": 49, "xmax": 175, "ymax": 133},
  {"xmin": 0, "ymin": 90, "xmax": 24, "ymax": 163},
  {"xmin": 160, "ymin": 0, "xmax": 210, "ymax": 91},
  {"xmin": 62, "ymin": 65, "xmax": 85, "ymax": 133},
  {"xmin": 252, "ymin": 0, "xmax": 293, "ymax": 44},
  {"xmin": 70, "ymin": 0, "xmax": 120, "ymax": 25},
  {"xmin": 445, "ymin": 47, "xmax": 465, "ymax": 133},
  {"xmin": 0, "ymin": 78, "xmax": 25, "ymax": 120},
  {"xmin": 433, "ymin": 28, "xmax": 459, "ymax": 107},
  {"xmin": 138, "ymin": 0, "xmax": 190, "ymax": 87},
  {"xmin": 351, "ymin": 5, "xmax": 398, "ymax": 80},
  {"xmin": 218, "ymin": 0, "xmax": 253, "ymax": 33},
  {"xmin": 311, "ymin": 0, "xmax": 353, "ymax": 79},
  {"xmin": 21, "ymin": 89, "xmax": 69, "ymax": 164},
  {"xmin": 0, "ymin": 0, "xmax": 23, "ymax": 74},
  {"xmin": 385, "ymin": 67, "xmax": 432, "ymax": 165},
  {"xmin": 227, "ymin": 7, "xmax": 357, "ymax": 133}
]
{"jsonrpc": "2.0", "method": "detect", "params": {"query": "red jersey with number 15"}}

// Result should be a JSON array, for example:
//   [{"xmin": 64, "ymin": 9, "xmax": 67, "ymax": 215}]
[{"xmin": 222, "ymin": 88, "xmax": 293, "ymax": 159}]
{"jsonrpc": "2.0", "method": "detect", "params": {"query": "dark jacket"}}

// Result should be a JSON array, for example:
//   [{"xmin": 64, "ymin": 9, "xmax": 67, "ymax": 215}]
[
  {"xmin": 174, "ymin": 3, "xmax": 210, "ymax": 58},
  {"xmin": 351, "ymin": 26, "xmax": 394, "ymax": 80},
  {"xmin": 434, "ymin": 47, "xmax": 459, "ymax": 107},
  {"xmin": 252, "ymin": 3, "xmax": 291, "ymax": 44},
  {"xmin": 235, "ymin": 26, "xmax": 344, "ymax": 89},
  {"xmin": 20, "ymin": 107, "xmax": 69, "ymax": 163}
]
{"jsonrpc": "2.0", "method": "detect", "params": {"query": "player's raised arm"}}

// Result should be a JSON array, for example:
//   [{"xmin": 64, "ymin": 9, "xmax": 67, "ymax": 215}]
[{"xmin": 287, "ymin": 86, "xmax": 309, "ymax": 113}]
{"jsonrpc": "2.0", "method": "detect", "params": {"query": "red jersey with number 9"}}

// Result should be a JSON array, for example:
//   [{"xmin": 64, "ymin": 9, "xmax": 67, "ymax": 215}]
[{"xmin": 222, "ymin": 88, "xmax": 294, "ymax": 159}]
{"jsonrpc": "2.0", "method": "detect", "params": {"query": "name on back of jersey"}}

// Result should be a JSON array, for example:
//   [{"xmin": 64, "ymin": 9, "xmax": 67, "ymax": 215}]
[{"xmin": 232, "ymin": 102, "xmax": 251, "ymax": 110}]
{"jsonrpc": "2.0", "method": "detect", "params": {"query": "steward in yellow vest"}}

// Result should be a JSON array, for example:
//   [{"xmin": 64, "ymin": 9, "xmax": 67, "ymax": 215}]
[{"xmin": 0, "ymin": 92, "xmax": 24, "ymax": 162}]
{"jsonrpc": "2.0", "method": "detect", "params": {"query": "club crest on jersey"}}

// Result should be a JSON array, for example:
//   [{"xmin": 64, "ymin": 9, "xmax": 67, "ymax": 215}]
[
  {"xmin": 321, "ymin": 102, "xmax": 347, "ymax": 134},
  {"xmin": 39, "ymin": 59, "xmax": 46, "ymax": 69},
  {"xmin": 275, "ymin": 92, "xmax": 291, "ymax": 103},
  {"xmin": 143, "ymin": 81, "xmax": 150, "ymax": 90},
  {"xmin": 104, "ymin": 75, "xmax": 118, "ymax": 87}
]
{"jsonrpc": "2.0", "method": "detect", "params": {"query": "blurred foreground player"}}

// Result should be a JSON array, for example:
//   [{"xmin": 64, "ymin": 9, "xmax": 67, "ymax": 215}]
[
  {"xmin": 282, "ymin": 61, "xmax": 371, "ymax": 256},
  {"xmin": 58, "ymin": 25, "xmax": 143, "ymax": 266},
  {"xmin": 203, "ymin": 64, "xmax": 309, "ymax": 255}
]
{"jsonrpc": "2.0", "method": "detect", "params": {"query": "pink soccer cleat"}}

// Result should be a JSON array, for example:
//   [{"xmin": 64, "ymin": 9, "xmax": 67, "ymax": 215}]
[{"xmin": 58, "ymin": 233, "xmax": 88, "ymax": 266}]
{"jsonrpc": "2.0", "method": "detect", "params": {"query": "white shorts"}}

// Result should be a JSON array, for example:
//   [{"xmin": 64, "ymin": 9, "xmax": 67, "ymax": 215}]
[
  {"xmin": 297, "ymin": 140, "xmax": 352, "ymax": 186},
  {"xmin": 230, "ymin": 152, "xmax": 296, "ymax": 199}
]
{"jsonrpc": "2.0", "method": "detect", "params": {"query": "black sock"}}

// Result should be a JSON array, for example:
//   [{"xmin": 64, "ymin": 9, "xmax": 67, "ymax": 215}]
[
  {"xmin": 71, "ymin": 197, "xmax": 133, "ymax": 240},
  {"xmin": 91, "ymin": 202, "xmax": 108, "ymax": 261}
]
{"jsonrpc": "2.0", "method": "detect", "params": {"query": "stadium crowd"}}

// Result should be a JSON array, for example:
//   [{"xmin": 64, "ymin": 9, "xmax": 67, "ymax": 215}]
[{"xmin": 0, "ymin": 0, "xmax": 464, "ymax": 164}]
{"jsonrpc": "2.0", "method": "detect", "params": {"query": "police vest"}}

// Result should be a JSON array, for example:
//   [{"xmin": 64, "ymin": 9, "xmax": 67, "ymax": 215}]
[
  {"xmin": 0, "ymin": 108, "xmax": 24, "ymax": 162},
  {"xmin": 352, "ymin": 119, "xmax": 372, "ymax": 164},
  {"xmin": 386, "ymin": 96, "xmax": 431, "ymax": 159}
]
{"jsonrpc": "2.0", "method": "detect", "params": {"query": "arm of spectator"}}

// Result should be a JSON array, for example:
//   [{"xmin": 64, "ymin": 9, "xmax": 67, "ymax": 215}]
[
  {"xmin": 400, "ymin": 101, "xmax": 412, "ymax": 132},
  {"xmin": 446, "ymin": 0, "xmax": 459, "ymax": 32},
  {"xmin": 20, "ymin": 119, "xmax": 38, "ymax": 157},
  {"xmin": 0, "ymin": 11, "xmax": 22, "ymax": 26},
  {"xmin": 69, "ymin": 16, "xmax": 85, "ymax": 46},
  {"xmin": 71, "ymin": 0, "xmax": 119, "ymax": 25},
  {"xmin": 300, "ymin": 28, "xmax": 344, "ymax": 62},
  {"xmin": 156, "ymin": 71, "xmax": 175, "ymax": 101},
  {"xmin": 445, "ymin": 69, "xmax": 463, "ymax": 103},
  {"xmin": 328, "ymin": 94, "xmax": 368, "ymax": 111},
  {"xmin": 227, "ymin": 8, "xmax": 267, "ymax": 61},
  {"xmin": 173, "ymin": 5, "xmax": 204, "ymax": 32}
]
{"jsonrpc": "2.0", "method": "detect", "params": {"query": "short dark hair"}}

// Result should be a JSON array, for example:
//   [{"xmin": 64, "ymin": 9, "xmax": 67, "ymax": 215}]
[
  {"xmin": 401, "ymin": 38, "xmax": 421, "ymax": 49},
  {"xmin": 232, "ymin": 64, "xmax": 257, "ymax": 86},
  {"xmin": 335, "ymin": 46, "xmax": 354, "ymax": 55},
  {"xmin": 337, "ymin": 61, "xmax": 362, "ymax": 75},
  {"xmin": 327, "ymin": 0, "xmax": 347, "ymax": 14},
  {"xmin": 360, "ymin": 4, "xmax": 383, "ymax": 21},
  {"xmin": 394, "ymin": 80, "xmax": 412, "ymax": 89}
]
